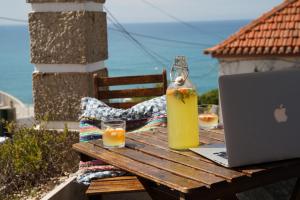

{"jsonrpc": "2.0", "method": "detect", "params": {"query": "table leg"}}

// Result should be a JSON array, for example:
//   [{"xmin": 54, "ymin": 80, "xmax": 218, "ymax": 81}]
[
  {"xmin": 290, "ymin": 178, "xmax": 300, "ymax": 200},
  {"xmin": 137, "ymin": 177, "xmax": 180, "ymax": 200},
  {"xmin": 220, "ymin": 194, "xmax": 239, "ymax": 200},
  {"xmin": 88, "ymin": 195, "xmax": 102, "ymax": 200}
]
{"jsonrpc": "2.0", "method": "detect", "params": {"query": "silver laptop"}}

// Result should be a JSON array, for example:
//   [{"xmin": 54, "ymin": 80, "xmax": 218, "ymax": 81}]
[{"xmin": 190, "ymin": 69, "xmax": 300, "ymax": 167}]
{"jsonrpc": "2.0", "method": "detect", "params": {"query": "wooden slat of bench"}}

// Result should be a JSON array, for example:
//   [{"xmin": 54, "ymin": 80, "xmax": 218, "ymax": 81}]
[
  {"xmin": 73, "ymin": 142, "xmax": 206, "ymax": 193},
  {"xmin": 124, "ymin": 138, "xmax": 245, "ymax": 182},
  {"xmin": 91, "ymin": 140, "xmax": 226, "ymax": 187},
  {"xmin": 99, "ymin": 88, "xmax": 164, "ymax": 99},
  {"xmin": 97, "ymin": 74, "xmax": 164, "ymax": 86},
  {"xmin": 86, "ymin": 176, "xmax": 145, "ymax": 195}
]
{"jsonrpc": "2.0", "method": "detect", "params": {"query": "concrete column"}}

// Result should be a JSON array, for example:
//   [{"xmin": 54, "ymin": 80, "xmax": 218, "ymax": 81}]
[{"xmin": 27, "ymin": 0, "xmax": 108, "ymax": 129}]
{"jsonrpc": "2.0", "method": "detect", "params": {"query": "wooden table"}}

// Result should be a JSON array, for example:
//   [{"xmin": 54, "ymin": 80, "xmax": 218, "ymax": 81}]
[{"xmin": 73, "ymin": 128, "xmax": 300, "ymax": 200}]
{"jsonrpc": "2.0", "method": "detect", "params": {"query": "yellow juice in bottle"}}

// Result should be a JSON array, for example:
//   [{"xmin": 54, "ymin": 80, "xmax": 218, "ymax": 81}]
[{"xmin": 167, "ymin": 88, "xmax": 199, "ymax": 150}]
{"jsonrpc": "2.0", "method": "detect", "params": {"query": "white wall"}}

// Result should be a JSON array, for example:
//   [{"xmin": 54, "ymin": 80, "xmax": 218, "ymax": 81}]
[{"xmin": 219, "ymin": 57, "xmax": 300, "ymax": 75}]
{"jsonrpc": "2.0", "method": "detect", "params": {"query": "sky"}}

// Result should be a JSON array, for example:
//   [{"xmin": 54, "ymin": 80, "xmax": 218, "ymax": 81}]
[{"xmin": 0, "ymin": 0, "xmax": 283, "ymax": 25}]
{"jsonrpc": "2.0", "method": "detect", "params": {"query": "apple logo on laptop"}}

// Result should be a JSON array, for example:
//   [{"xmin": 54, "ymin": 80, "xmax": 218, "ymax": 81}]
[{"xmin": 274, "ymin": 104, "xmax": 288, "ymax": 123}]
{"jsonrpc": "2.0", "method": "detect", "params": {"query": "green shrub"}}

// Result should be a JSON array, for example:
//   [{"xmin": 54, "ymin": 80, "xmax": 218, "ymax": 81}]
[
  {"xmin": 0, "ymin": 122, "xmax": 79, "ymax": 200},
  {"xmin": 198, "ymin": 89, "xmax": 219, "ymax": 105}
]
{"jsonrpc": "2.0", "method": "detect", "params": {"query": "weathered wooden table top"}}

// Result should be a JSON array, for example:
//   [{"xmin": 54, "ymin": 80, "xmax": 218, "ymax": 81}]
[{"xmin": 73, "ymin": 128, "xmax": 300, "ymax": 199}]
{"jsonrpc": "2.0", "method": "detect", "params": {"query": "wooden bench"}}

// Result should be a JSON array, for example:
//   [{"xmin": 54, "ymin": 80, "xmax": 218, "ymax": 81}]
[
  {"xmin": 83, "ymin": 69, "xmax": 167, "ymax": 199},
  {"xmin": 93, "ymin": 69, "xmax": 167, "ymax": 109}
]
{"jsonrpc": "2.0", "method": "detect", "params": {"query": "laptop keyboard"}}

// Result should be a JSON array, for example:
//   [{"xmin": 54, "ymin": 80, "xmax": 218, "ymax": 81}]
[{"xmin": 213, "ymin": 151, "xmax": 228, "ymax": 159}]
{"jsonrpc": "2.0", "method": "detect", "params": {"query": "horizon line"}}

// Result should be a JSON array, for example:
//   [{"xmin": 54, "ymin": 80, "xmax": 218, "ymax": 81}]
[{"xmin": 0, "ymin": 18, "xmax": 252, "ymax": 26}]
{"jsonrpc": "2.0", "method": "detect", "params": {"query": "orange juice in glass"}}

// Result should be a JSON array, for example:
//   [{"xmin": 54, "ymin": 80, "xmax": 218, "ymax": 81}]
[
  {"xmin": 101, "ymin": 120, "xmax": 126, "ymax": 148},
  {"xmin": 198, "ymin": 105, "xmax": 219, "ymax": 130}
]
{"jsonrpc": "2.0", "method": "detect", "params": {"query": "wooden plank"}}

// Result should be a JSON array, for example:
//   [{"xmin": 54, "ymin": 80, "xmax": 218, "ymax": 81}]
[
  {"xmin": 201, "ymin": 130, "xmax": 225, "ymax": 142},
  {"xmin": 239, "ymin": 159, "xmax": 300, "ymax": 177},
  {"xmin": 144, "ymin": 129, "xmax": 264, "ymax": 176},
  {"xmin": 134, "ymin": 130, "xmax": 222, "ymax": 145},
  {"xmin": 87, "ymin": 176, "xmax": 145, "ymax": 195},
  {"xmin": 126, "ymin": 132, "xmax": 212, "ymax": 162},
  {"xmin": 209, "ymin": 129, "xmax": 225, "ymax": 135},
  {"xmin": 73, "ymin": 142, "xmax": 206, "ymax": 193},
  {"xmin": 134, "ymin": 130, "xmax": 264, "ymax": 177},
  {"xmin": 93, "ymin": 73, "xmax": 100, "ymax": 99},
  {"xmin": 91, "ymin": 140, "xmax": 226, "ymax": 187},
  {"xmin": 98, "ymin": 74, "xmax": 164, "ymax": 86},
  {"xmin": 138, "ymin": 177, "xmax": 180, "ymax": 200},
  {"xmin": 162, "ymin": 69, "xmax": 168, "ymax": 93},
  {"xmin": 124, "ymin": 138, "xmax": 245, "ymax": 182},
  {"xmin": 130, "ymin": 129, "xmax": 300, "ymax": 178},
  {"xmin": 99, "ymin": 88, "xmax": 164, "ymax": 99}
]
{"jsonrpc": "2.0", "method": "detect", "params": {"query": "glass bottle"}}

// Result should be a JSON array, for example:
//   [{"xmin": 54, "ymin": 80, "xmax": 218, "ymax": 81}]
[{"xmin": 166, "ymin": 56, "xmax": 199, "ymax": 150}]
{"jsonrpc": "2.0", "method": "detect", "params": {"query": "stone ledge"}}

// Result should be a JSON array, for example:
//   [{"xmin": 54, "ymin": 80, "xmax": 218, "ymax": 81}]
[
  {"xmin": 29, "ymin": 11, "xmax": 108, "ymax": 64},
  {"xmin": 27, "ymin": 0, "xmax": 105, "ymax": 3},
  {"xmin": 33, "ymin": 68, "xmax": 108, "ymax": 121}
]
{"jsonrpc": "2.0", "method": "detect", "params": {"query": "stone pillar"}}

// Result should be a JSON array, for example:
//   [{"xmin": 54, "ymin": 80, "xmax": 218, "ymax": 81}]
[{"xmin": 27, "ymin": 0, "xmax": 108, "ymax": 129}]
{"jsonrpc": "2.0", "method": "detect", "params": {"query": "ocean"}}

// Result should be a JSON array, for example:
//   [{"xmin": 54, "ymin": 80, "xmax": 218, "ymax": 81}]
[{"xmin": 0, "ymin": 20, "xmax": 249, "ymax": 104}]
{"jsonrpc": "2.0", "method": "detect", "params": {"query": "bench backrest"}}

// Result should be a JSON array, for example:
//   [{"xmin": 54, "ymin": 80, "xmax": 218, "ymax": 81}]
[{"xmin": 93, "ymin": 69, "xmax": 167, "ymax": 109}]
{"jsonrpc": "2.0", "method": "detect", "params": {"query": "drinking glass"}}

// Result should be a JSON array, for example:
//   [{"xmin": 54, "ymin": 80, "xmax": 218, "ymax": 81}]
[
  {"xmin": 198, "ymin": 105, "xmax": 219, "ymax": 130},
  {"xmin": 101, "ymin": 120, "xmax": 126, "ymax": 148}
]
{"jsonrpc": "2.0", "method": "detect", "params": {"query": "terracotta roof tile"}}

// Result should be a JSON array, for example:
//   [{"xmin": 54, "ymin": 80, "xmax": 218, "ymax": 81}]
[{"xmin": 205, "ymin": 0, "xmax": 300, "ymax": 57}]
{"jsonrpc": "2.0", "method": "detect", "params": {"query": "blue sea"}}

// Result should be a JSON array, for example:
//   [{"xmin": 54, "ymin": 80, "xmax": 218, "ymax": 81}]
[{"xmin": 0, "ymin": 20, "xmax": 249, "ymax": 104}]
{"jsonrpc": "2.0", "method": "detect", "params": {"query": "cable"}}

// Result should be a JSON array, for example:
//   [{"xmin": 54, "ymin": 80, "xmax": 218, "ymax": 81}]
[
  {"xmin": 108, "ymin": 16, "xmax": 167, "ymax": 66},
  {"xmin": 140, "ymin": 0, "xmax": 225, "ymax": 40},
  {"xmin": 192, "ymin": 63, "xmax": 218, "ymax": 80},
  {"xmin": 106, "ymin": 8, "xmax": 169, "ymax": 66},
  {"xmin": 0, "ymin": 16, "xmax": 27, "ymax": 23},
  {"xmin": 0, "ymin": 14, "xmax": 220, "ymax": 73},
  {"xmin": 108, "ymin": 27, "xmax": 213, "ymax": 47},
  {"xmin": 0, "ymin": 14, "xmax": 170, "ymax": 66},
  {"xmin": 0, "ymin": 15, "xmax": 213, "ymax": 48}
]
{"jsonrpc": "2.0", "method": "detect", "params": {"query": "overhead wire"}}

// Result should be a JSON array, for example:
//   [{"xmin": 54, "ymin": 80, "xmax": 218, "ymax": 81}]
[
  {"xmin": 0, "ymin": 15, "xmax": 211, "ymax": 48},
  {"xmin": 190, "ymin": 63, "xmax": 218, "ymax": 80},
  {"xmin": 107, "ymin": 16, "xmax": 168, "ymax": 66},
  {"xmin": 0, "ymin": 14, "xmax": 220, "ymax": 77},
  {"xmin": 140, "ymin": 0, "xmax": 225, "ymax": 40},
  {"xmin": 0, "ymin": 16, "xmax": 27, "ymax": 23},
  {"xmin": 108, "ymin": 27, "xmax": 213, "ymax": 47},
  {"xmin": 0, "ymin": 15, "xmax": 212, "ymax": 50},
  {"xmin": 0, "ymin": 14, "xmax": 170, "ymax": 67},
  {"xmin": 105, "ymin": 7, "xmax": 169, "ymax": 67}
]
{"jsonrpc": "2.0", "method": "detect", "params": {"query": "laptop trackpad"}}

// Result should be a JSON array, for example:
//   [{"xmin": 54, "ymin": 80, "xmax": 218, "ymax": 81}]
[{"xmin": 190, "ymin": 144, "xmax": 229, "ymax": 167}]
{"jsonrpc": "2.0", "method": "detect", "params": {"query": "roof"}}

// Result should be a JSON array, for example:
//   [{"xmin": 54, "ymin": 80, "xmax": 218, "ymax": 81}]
[{"xmin": 205, "ymin": 0, "xmax": 300, "ymax": 58}]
